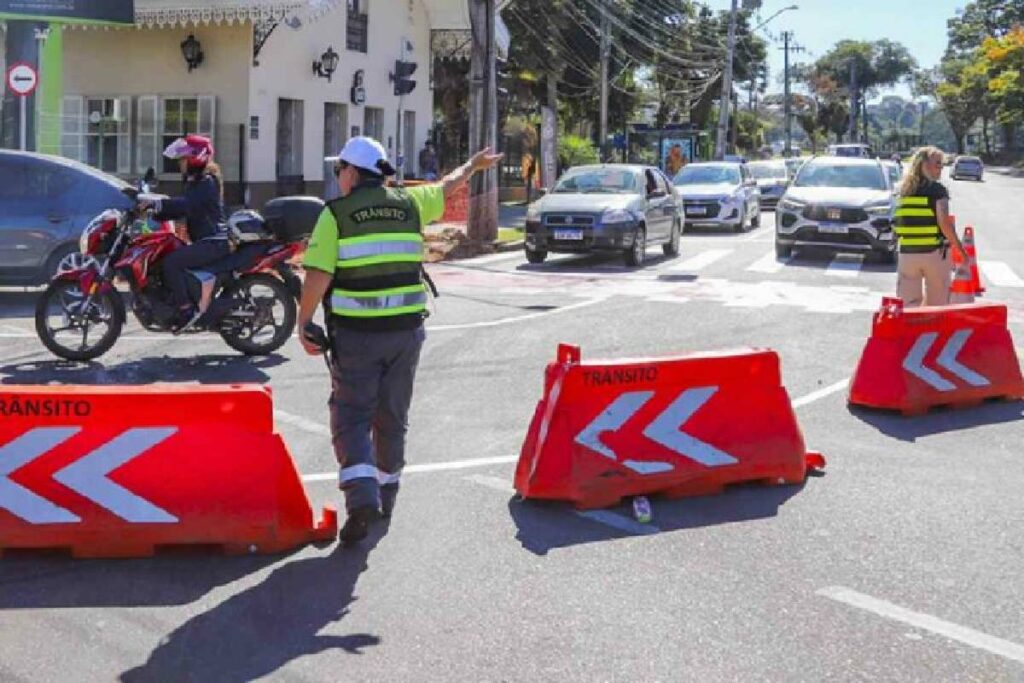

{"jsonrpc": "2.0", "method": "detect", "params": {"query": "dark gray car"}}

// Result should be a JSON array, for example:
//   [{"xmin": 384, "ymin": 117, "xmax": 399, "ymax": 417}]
[{"xmin": 0, "ymin": 150, "xmax": 134, "ymax": 285}]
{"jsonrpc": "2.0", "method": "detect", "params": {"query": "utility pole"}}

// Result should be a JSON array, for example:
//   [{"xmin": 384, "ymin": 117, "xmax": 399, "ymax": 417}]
[
  {"xmin": 846, "ymin": 60, "xmax": 858, "ymax": 142},
  {"xmin": 467, "ymin": 0, "xmax": 498, "ymax": 243},
  {"xmin": 599, "ymin": 0, "xmax": 610, "ymax": 162},
  {"xmin": 714, "ymin": 0, "xmax": 739, "ymax": 160},
  {"xmin": 780, "ymin": 31, "xmax": 803, "ymax": 157}
]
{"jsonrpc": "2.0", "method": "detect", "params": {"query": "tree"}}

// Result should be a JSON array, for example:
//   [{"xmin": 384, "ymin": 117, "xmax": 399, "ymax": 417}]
[
  {"xmin": 935, "ymin": 57, "xmax": 986, "ymax": 154},
  {"xmin": 981, "ymin": 26, "xmax": 1024, "ymax": 151}
]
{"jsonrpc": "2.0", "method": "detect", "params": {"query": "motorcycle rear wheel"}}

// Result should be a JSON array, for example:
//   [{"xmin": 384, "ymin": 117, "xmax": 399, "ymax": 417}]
[
  {"xmin": 219, "ymin": 273, "xmax": 296, "ymax": 356},
  {"xmin": 35, "ymin": 280, "xmax": 124, "ymax": 361}
]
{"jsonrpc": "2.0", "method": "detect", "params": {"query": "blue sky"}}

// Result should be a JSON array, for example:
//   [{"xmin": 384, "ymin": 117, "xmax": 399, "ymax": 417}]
[{"xmin": 702, "ymin": 0, "xmax": 968, "ymax": 101}]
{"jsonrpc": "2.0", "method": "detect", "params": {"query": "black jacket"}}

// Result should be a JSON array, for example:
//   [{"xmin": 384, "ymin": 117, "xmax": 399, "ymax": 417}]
[{"xmin": 156, "ymin": 174, "xmax": 226, "ymax": 242}]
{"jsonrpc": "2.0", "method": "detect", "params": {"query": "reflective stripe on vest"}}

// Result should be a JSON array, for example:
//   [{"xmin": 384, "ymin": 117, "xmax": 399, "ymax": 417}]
[
  {"xmin": 337, "ymin": 233, "xmax": 424, "ymax": 267},
  {"xmin": 894, "ymin": 194, "xmax": 940, "ymax": 249},
  {"xmin": 331, "ymin": 284, "xmax": 427, "ymax": 318}
]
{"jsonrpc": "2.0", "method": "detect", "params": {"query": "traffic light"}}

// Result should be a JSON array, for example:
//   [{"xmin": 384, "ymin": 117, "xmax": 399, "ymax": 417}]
[{"xmin": 392, "ymin": 60, "xmax": 417, "ymax": 96}]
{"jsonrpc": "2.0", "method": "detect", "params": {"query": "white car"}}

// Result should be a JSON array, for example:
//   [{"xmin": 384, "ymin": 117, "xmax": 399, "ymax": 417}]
[
  {"xmin": 673, "ymin": 162, "xmax": 761, "ymax": 233},
  {"xmin": 747, "ymin": 160, "xmax": 789, "ymax": 209}
]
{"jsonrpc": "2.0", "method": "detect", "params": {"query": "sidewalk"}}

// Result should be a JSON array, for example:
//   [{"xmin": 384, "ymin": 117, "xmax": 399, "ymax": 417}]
[{"xmin": 422, "ymin": 202, "xmax": 526, "ymax": 261}]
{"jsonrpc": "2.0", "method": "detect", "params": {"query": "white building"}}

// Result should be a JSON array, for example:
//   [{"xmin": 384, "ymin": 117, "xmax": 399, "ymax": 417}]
[{"xmin": 46, "ymin": 0, "xmax": 474, "ymax": 206}]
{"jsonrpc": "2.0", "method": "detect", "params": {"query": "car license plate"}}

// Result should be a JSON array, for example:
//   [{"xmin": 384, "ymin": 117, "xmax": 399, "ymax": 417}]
[
  {"xmin": 554, "ymin": 229, "xmax": 583, "ymax": 240},
  {"xmin": 687, "ymin": 206, "xmax": 707, "ymax": 216},
  {"xmin": 819, "ymin": 222, "xmax": 848, "ymax": 234}
]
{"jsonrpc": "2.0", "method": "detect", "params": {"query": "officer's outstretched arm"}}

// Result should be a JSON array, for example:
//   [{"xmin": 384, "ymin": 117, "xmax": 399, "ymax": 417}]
[{"xmin": 441, "ymin": 147, "xmax": 504, "ymax": 200}]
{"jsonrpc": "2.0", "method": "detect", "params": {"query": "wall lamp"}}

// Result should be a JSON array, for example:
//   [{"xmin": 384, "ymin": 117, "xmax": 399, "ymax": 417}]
[
  {"xmin": 313, "ymin": 46, "xmax": 340, "ymax": 82},
  {"xmin": 181, "ymin": 34, "xmax": 204, "ymax": 72}
]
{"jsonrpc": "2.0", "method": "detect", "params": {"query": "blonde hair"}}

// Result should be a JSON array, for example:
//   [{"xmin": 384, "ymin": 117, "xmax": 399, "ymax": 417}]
[{"xmin": 900, "ymin": 146, "xmax": 943, "ymax": 196}]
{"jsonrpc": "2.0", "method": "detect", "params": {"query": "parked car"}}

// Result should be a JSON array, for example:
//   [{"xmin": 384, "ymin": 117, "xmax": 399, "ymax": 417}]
[
  {"xmin": 775, "ymin": 156, "xmax": 896, "ymax": 262},
  {"xmin": 523, "ymin": 164, "xmax": 682, "ymax": 266},
  {"xmin": 747, "ymin": 160, "xmax": 789, "ymax": 209},
  {"xmin": 0, "ymin": 150, "xmax": 135, "ymax": 286},
  {"xmin": 673, "ymin": 161, "xmax": 760, "ymax": 232},
  {"xmin": 826, "ymin": 143, "xmax": 874, "ymax": 158},
  {"xmin": 952, "ymin": 155, "xmax": 984, "ymax": 181}
]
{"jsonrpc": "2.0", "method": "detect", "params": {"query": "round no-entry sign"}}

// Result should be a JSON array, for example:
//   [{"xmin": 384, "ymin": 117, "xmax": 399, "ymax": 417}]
[{"xmin": 6, "ymin": 63, "xmax": 39, "ymax": 98}]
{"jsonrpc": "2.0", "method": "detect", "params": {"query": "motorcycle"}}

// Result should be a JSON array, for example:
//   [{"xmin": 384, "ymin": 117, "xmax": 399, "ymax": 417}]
[{"xmin": 35, "ymin": 187, "xmax": 324, "ymax": 362}]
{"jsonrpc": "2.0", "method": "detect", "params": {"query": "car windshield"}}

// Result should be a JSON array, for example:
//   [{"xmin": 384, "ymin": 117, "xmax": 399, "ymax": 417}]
[
  {"xmin": 553, "ymin": 168, "xmax": 638, "ymax": 194},
  {"xmin": 794, "ymin": 162, "xmax": 886, "ymax": 190},
  {"xmin": 674, "ymin": 165, "xmax": 741, "ymax": 185},
  {"xmin": 748, "ymin": 163, "xmax": 787, "ymax": 180}
]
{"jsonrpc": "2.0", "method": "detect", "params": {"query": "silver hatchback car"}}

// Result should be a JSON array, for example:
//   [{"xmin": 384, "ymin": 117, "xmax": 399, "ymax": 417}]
[{"xmin": 673, "ymin": 162, "xmax": 761, "ymax": 232}]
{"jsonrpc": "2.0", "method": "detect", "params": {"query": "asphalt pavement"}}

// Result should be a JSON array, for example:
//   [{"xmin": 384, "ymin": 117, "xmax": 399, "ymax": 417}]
[{"xmin": 1, "ymin": 168, "xmax": 1023, "ymax": 681}]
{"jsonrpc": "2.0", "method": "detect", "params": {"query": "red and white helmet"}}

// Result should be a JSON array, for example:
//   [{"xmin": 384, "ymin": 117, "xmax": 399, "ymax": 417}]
[{"xmin": 163, "ymin": 134, "xmax": 214, "ymax": 169}]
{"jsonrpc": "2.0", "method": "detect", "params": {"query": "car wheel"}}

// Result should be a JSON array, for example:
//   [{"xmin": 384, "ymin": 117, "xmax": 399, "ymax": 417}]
[
  {"xmin": 880, "ymin": 249, "xmax": 897, "ymax": 265},
  {"xmin": 624, "ymin": 226, "xmax": 646, "ymax": 267},
  {"xmin": 663, "ymin": 219, "xmax": 681, "ymax": 257},
  {"xmin": 525, "ymin": 248, "xmax": 547, "ymax": 264},
  {"xmin": 775, "ymin": 242, "xmax": 792, "ymax": 258}
]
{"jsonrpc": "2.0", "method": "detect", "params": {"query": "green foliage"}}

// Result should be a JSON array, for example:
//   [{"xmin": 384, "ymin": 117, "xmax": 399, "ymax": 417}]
[{"xmin": 558, "ymin": 134, "xmax": 600, "ymax": 167}]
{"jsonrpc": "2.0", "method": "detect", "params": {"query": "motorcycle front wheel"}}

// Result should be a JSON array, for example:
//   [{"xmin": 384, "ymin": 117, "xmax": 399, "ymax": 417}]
[
  {"xmin": 219, "ymin": 273, "xmax": 296, "ymax": 356},
  {"xmin": 34, "ymin": 280, "xmax": 124, "ymax": 361}
]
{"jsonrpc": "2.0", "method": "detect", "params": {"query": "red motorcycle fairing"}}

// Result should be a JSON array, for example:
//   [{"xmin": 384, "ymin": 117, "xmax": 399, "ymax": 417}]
[
  {"xmin": 115, "ymin": 231, "xmax": 184, "ymax": 288},
  {"xmin": 54, "ymin": 266, "xmax": 115, "ymax": 296},
  {"xmin": 242, "ymin": 242, "xmax": 303, "ymax": 275}
]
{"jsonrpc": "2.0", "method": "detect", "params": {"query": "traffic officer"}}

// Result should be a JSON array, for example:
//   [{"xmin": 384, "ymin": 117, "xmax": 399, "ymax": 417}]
[
  {"xmin": 894, "ymin": 146, "xmax": 967, "ymax": 307},
  {"xmin": 298, "ymin": 136, "xmax": 502, "ymax": 546}
]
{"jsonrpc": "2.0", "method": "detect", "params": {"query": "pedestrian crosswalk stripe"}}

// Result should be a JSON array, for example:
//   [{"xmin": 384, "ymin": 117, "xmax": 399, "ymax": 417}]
[
  {"xmin": 980, "ymin": 261, "xmax": 1024, "ymax": 288},
  {"xmin": 668, "ymin": 248, "xmax": 732, "ymax": 272},
  {"xmin": 825, "ymin": 254, "xmax": 864, "ymax": 278},
  {"xmin": 746, "ymin": 250, "xmax": 790, "ymax": 274}
]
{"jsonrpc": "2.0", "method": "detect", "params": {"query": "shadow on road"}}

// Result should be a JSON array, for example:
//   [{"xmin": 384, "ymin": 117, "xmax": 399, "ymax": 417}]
[
  {"xmin": 119, "ymin": 529, "xmax": 386, "ymax": 683},
  {"xmin": 0, "ymin": 552, "xmax": 282, "ymax": 609},
  {"xmin": 0, "ymin": 290, "xmax": 40, "ymax": 319},
  {"xmin": 507, "ymin": 481, "xmax": 810, "ymax": 556},
  {"xmin": 849, "ymin": 399, "xmax": 1024, "ymax": 442},
  {"xmin": 0, "ymin": 354, "xmax": 286, "ymax": 385}
]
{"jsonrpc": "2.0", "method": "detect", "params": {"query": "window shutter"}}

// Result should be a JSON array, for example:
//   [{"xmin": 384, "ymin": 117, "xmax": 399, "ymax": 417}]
[
  {"xmin": 116, "ymin": 96, "xmax": 133, "ymax": 175},
  {"xmin": 136, "ymin": 95, "xmax": 158, "ymax": 175},
  {"xmin": 198, "ymin": 96, "xmax": 216, "ymax": 139},
  {"xmin": 60, "ymin": 95, "xmax": 84, "ymax": 162}
]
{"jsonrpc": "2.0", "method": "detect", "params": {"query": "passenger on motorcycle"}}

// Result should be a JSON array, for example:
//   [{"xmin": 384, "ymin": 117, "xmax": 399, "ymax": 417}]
[{"xmin": 141, "ymin": 134, "xmax": 228, "ymax": 331}]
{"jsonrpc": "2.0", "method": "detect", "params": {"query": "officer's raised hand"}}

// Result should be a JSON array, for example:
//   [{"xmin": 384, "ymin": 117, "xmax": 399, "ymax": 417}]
[{"xmin": 441, "ymin": 147, "xmax": 504, "ymax": 199}]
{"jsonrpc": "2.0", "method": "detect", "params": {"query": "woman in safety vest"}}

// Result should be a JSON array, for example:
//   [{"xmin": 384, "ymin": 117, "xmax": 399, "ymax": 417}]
[{"xmin": 893, "ymin": 146, "xmax": 967, "ymax": 307}]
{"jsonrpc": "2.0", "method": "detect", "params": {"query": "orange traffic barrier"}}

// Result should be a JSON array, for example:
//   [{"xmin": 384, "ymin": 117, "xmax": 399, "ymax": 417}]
[
  {"xmin": 952, "ymin": 226, "xmax": 986, "ymax": 295},
  {"xmin": 0, "ymin": 385, "xmax": 336, "ymax": 558},
  {"xmin": 849, "ymin": 297, "xmax": 1023, "ymax": 415},
  {"xmin": 514, "ymin": 345, "xmax": 825, "ymax": 510}
]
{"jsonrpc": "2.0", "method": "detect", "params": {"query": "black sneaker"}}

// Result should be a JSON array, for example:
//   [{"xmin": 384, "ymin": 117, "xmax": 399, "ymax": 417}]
[
  {"xmin": 339, "ymin": 505, "xmax": 381, "ymax": 547},
  {"xmin": 381, "ymin": 484, "xmax": 400, "ymax": 518}
]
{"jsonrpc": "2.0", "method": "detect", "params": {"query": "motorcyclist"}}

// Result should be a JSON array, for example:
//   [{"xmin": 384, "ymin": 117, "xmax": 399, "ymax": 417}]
[{"xmin": 143, "ymin": 134, "xmax": 228, "ymax": 331}]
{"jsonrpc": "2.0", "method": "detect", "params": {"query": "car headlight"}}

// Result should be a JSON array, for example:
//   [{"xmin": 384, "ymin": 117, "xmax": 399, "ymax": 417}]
[
  {"xmin": 602, "ymin": 208, "xmax": 637, "ymax": 224},
  {"xmin": 865, "ymin": 203, "xmax": 892, "ymax": 217},
  {"xmin": 525, "ymin": 204, "xmax": 541, "ymax": 222},
  {"xmin": 779, "ymin": 198, "xmax": 805, "ymax": 211}
]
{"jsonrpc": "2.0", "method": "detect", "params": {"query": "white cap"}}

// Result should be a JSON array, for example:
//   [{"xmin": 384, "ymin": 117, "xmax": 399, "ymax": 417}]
[{"xmin": 338, "ymin": 136, "xmax": 396, "ymax": 176}]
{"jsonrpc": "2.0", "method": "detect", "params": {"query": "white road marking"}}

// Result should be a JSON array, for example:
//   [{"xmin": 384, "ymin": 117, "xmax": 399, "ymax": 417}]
[
  {"xmin": 464, "ymin": 474, "xmax": 660, "ymax": 535},
  {"xmin": 668, "ymin": 249, "xmax": 733, "ymax": 272},
  {"xmin": 300, "ymin": 456, "xmax": 518, "ymax": 483},
  {"xmin": 817, "ymin": 586, "xmax": 1024, "ymax": 664},
  {"xmin": 746, "ymin": 251, "xmax": 790, "ymax": 274},
  {"xmin": 429, "ymin": 296, "xmax": 607, "ymax": 331},
  {"xmin": 791, "ymin": 379, "xmax": 850, "ymax": 409},
  {"xmin": 825, "ymin": 254, "xmax": 864, "ymax": 278},
  {"xmin": 980, "ymin": 261, "xmax": 1024, "ymax": 288}
]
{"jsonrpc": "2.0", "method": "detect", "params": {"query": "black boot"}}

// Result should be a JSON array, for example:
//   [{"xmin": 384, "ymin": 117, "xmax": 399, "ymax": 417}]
[
  {"xmin": 339, "ymin": 505, "xmax": 381, "ymax": 547},
  {"xmin": 381, "ymin": 484, "xmax": 400, "ymax": 518}
]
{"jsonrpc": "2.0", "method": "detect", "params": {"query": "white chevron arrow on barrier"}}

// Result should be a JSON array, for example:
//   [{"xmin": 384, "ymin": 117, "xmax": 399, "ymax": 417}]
[
  {"xmin": 903, "ymin": 329, "xmax": 991, "ymax": 392},
  {"xmin": 574, "ymin": 386, "xmax": 737, "ymax": 474},
  {"xmin": 0, "ymin": 427, "xmax": 179, "ymax": 525}
]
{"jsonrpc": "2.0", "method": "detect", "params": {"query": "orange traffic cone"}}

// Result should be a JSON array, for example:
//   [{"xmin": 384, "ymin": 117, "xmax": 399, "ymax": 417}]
[
  {"xmin": 950, "ymin": 262, "xmax": 975, "ymax": 304},
  {"xmin": 962, "ymin": 226, "xmax": 986, "ymax": 295}
]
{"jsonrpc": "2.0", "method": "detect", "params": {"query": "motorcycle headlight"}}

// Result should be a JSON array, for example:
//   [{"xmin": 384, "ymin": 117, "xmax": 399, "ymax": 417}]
[
  {"xmin": 602, "ymin": 208, "xmax": 637, "ymax": 224},
  {"xmin": 779, "ymin": 198, "xmax": 806, "ymax": 211}
]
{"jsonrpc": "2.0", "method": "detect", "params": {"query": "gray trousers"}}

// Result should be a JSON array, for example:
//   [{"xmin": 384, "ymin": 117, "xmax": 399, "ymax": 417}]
[{"xmin": 328, "ymin": 324, "xmax": 426, "ymax": 513}]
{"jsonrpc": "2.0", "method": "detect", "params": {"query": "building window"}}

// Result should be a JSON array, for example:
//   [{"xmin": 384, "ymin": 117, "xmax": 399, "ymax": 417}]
[
  {"xmin": 347, "ymin": 0, "xmax": 368, "ymax": 53},
  {"xmin": 363, "ymin": 106, "xmax": 384, "ymax": 141},
  {"xmin": 324, "ymin": 103, "xmax": 349, "ymax": 158},
  {"xmin": 159, "ymin": 96, "xmax": 216, "ymax": 174},
  {"xmin": 78, "ymin": 97, "xmax": 131, "ymax": 174}
]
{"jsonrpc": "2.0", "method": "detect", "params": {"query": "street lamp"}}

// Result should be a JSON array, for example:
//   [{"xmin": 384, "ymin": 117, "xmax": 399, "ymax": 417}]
[
  {"xmin": 313, "ymin": 46, "xmax": 340, "ymax": 82},
  {"xmin": 753, "ymin": 4, "xmax": 798, "ymax": 33}
]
